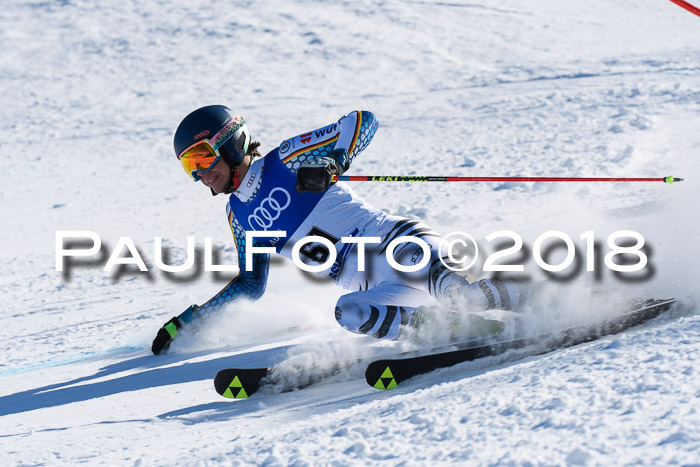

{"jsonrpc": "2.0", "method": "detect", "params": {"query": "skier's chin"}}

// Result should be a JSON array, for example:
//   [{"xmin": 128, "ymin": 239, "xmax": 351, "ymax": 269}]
[{"xmin": 204, "ymin": 177, "xmax": 230, "ymax": 194}]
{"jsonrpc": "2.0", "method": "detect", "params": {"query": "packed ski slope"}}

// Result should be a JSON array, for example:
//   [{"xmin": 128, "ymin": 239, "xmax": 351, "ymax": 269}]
[{"xmin": 1, "ymin": 0, "xmax": 699, "ymax": 464}]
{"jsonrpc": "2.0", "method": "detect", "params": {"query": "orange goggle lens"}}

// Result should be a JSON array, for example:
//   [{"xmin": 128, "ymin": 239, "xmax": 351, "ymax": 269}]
[{"xmin": 178, "ymin": 143, "xmax": 220, "ymax": 180}]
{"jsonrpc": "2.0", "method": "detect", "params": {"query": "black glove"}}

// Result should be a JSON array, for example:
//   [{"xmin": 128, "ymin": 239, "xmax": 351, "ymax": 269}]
[
  {"xmin": 296, "ymin": 160, "xmax": 336, "ymax": 193},
  {"xmin": 295, "ymin": 148, "xmax": 349, "ymax": 193},
  {"xmin": 151, "ymin": 316, "xmax": 182, "ymax": 355}
]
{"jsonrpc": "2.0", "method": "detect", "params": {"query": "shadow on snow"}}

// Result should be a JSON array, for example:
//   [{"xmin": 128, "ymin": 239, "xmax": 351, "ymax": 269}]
[{"xmin": 0, "ymin": 345, "xmax": 293, "ymax": 417}]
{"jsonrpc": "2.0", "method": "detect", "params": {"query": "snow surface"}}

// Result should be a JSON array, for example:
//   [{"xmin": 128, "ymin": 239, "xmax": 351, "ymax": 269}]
[{"xmin": 1, "ymin": 0, "xmax": 700, "ymax": 465}]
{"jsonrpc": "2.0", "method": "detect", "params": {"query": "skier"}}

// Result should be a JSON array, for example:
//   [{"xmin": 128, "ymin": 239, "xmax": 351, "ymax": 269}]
[{"xmin": 152, "ymin": 105, "xmax": 530, "ymax": 355}]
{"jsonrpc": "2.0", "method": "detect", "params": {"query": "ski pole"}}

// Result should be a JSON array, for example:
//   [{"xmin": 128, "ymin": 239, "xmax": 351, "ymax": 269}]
[
  {"xmin": 667, "ymin": 0, "xmax": 700, "ymax": 18},
  {"xmin": 331, "ymin": 175, "xmax": 684, "ymax": 184}
]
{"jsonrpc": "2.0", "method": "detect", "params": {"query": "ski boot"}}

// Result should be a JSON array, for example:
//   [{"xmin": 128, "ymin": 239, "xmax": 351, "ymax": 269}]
[
  {"xmin": 408, "ymin": 306, "xmax": 505, "ymax": 343},
  {"xmin": 151, "ymin": 304, "xmax": 199, "ymax": 355}
]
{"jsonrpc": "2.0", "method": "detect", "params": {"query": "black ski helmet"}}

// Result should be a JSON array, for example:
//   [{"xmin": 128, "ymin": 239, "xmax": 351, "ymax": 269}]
[{"xmin": 173, "ymin": 105, "xmax": 251, "ymax": 170}]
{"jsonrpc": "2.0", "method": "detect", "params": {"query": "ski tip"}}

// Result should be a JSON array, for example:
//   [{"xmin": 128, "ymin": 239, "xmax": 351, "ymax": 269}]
[{"xmin": 635, "ymin": 298, "xmax": 676, "ymax": 308}]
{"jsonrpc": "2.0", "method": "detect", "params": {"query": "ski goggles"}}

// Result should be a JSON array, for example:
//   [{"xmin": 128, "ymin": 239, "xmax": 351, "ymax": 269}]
[{"xmin": 177, "ymin": 116, "xmax": 245, "ymax": 181}]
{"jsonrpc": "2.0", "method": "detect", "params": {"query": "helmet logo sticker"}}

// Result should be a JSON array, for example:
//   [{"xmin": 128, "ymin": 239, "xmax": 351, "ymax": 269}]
[{"xmin": 194, "ymin": 130, "xmax": 210, "ymax": 140}]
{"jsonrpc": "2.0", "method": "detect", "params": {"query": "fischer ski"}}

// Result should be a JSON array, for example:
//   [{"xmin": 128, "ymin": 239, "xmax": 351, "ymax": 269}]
[
  {"xmin": 215, "ymin": 299, "xmax": 676, "ymax": 398},
  {"xmin": 214, "ymin": 358, "xmax": 361, "ymax": 399},
  {"xmin": 365, "ymin": 298, "xmax": 676, "ymax": 390}
]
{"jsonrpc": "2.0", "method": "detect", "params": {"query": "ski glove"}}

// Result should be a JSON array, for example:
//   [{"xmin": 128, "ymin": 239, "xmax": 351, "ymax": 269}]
[{"xmin": 295, "ymin": 148, "xmax": 349, "ymax": 193}]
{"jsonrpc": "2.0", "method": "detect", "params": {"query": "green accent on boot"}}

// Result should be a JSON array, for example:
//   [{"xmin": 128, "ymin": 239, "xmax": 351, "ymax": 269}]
[
  {"xmin": 164, "ymin": 321, "xmax": 179, "ymax": 339},
  {"xmin": 450, "ymin": 314, "xmax": 506, "ymax": 340},
  {"xmin": 466, "ymin": 314, "xmax": 505, "ymax": 337},
  {"xmin": 412, "ymin": 309, "xmax": 426, "ymax": 331}
]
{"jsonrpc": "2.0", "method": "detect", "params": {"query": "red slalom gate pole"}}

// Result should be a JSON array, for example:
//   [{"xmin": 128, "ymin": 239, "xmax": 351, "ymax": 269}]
[
  {"xmin": 333, "ymin": 175, "xmax": 684, "ymax": 184},
  {"xmin": 668, "ymin": 0, "xmax": 700, "ymax": 18}
]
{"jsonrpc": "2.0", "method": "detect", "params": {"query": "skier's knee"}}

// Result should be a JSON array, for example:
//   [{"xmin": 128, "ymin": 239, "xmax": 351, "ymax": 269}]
[
  {"xmin": 334, "ymin": 297, "xmax": 367, "ymax": 334},
  {"xmin": 335, "ymin": 296, "xmax": 406, "ymax": 340}
]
